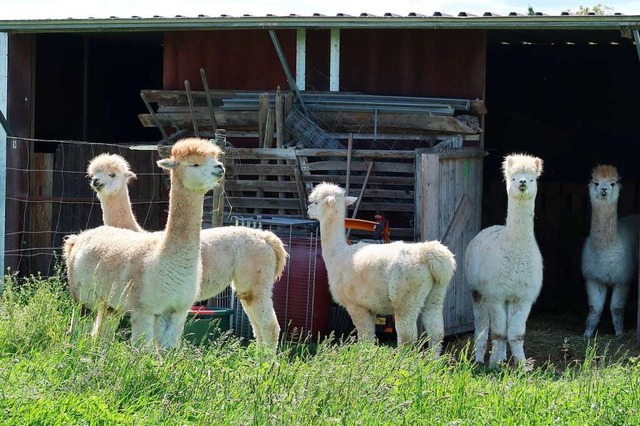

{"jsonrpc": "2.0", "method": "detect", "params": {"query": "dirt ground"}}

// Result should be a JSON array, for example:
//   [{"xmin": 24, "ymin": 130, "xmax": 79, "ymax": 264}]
[{"xmin": 443, "ymin": 311, "xmax": 640, "ymax": 371}]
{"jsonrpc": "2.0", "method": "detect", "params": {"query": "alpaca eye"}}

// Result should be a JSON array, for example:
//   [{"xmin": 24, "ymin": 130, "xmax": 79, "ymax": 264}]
[
  {"xmin": 594, "ymin": 182, "xmax": 599, "ymax": 187},
  {"xmin": 611, "ymin": 182, "xmax": 616, "ymax": 186},
  {"xmin": 109, "ymin": 173, "xmax": 116, "ymax": 178},
  {"xmin": 192, "ymin": 164, "xmax": 200, "ymax": 167}
]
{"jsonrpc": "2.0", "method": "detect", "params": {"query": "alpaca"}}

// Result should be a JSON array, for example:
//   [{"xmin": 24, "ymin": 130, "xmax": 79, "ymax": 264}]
[
  {"xmin": 85, "ymin": 153, "xmax": 286, "ymax": 351},
  {"xmin": 465, "ymin": 153, "xmax": 543, "ymax": 366},
  {"xmin": 307, "ymin": 182, "xmax": 456, "ymax": 353},
  {"xmin": 64, "ymin": 138, "xmax": 225, "ymax": 350},
  {"xmin": 87, "ymin": 153, "xmax": 144, "ymax": 232},
  {"xmin": 582, "ymin": 165, "xmax": 640, "ymax": 338}
]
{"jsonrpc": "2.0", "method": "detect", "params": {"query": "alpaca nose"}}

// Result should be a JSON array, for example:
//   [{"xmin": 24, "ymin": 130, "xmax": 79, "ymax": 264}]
[
  {"xmin": 518, "ymin": 179, "xmax": 527, "ymax": 190},
  {"xmin": 212, "ymin": 164, "xmax": 225, "ymax": 177},
  {"xmin": 91, "ymin": 177, "xmax": 103, "ymax": 188},
  {"xmin": 600, "ymin": 188, "xmax": 608, "ymax": 196}
]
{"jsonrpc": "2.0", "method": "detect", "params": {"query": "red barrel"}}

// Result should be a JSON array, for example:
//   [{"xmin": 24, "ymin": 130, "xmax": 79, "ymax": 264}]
[{"xmin": 273, "ymin": 236, "xmax": 331, "ymax": 342}]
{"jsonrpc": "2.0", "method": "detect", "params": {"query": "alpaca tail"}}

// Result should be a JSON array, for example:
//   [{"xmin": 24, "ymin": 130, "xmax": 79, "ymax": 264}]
[
  {"xmin": 421, "ymin": 240, "xmax": 456, "ymax": 288},
  {"xmin": 263, "ymin": 231, "xmax": 288, "ymax": 281}
]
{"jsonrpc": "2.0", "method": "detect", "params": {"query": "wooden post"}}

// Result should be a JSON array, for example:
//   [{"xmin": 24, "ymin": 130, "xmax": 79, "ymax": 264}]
[
  {"xmin": 29, "ymin": 153, "xmax": 53, "ymax": 275},
  {"xmin": 210, "ymin": 130, "xmax": 226, "ymax": 228},
  {"xmin": 184, "ymin": 79, "xmax": 199, "ymax": 137},
  {"xmin": 199, "ymin": 68, "xmax": 218, "ymax": 132}
]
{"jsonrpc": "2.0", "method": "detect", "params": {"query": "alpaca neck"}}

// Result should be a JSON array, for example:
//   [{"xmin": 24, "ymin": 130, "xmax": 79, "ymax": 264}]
[
  {"xmin": 504, "ymin": 196, "xmax": 536, "ymax": 240},
  {"xmin": 589, "ymin": 202, "xmax": 618, "ymax": 247},
  {"xmin": 318, "ymin": 213, "xmax": 348, "ymax": 260},
  {"xmin": 101, "ymin": 187, "xmax": 143, "ymax": 232},
  {"xmin": 160, "ymin": 179, "xmax": 203, "ymax": 255}
]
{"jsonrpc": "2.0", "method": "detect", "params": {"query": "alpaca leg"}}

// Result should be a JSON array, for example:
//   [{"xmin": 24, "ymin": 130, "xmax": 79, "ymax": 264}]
[
  {"xmin": 472, "ymin": 291, "xmax": 490, "ymax": 364},
  {"xmin": 488, "ymin": 302, "xmax": 508, "ymax": 365},
  {"xmin": 129, "ymin": 311, "xmax": 156, "ymax": 350},
  {"xmin": 394, "ymin": 308, "xmax": 420, "ymax": 347},
  {"xmin": 610, "ymin": 284, "xmax": 629, "ymax": 336},
  {"xmin": 584, "ymin": 280, "xmax": 607, "ymax": 338},
  {"xmin": 345, "ymin": 304, "xmax": 377, "ymax": 342},
  {"xmin": 239, "ymin": 297, "xmax": 263, "ymax": 343},
  {"xmin": 90, "ymin": 302, "xmax": 106, "ymax": 340},
  {"xmin": 421, "ymin": 284, "xmax": 447, "ymax": 354},
  {"xmin": 506, "ymin": 300, "xmax": 533, "ymax": 365},
  {"xmin": 242, "ymin": 292, "xmax": 280, "ymax": 352},
  {"xmin": 157, "ymin": 310, "xmax": 189, "ymax": 349}
]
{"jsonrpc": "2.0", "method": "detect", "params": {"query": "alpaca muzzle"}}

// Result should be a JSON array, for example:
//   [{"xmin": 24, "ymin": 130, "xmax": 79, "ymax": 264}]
[{"xmin": 91, "ymin": 178, "xmax": 104, "ymax": 191}]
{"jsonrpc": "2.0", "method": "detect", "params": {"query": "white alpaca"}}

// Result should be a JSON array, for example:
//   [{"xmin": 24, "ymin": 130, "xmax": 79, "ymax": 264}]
[
  {"xmin": 465, "ymin": 153, "xmax": 543, "ymax": 365},
  {"xmin": 64, "ymin": 138, "xmax": 225, "ymax": 350},
  {"xmin": 87, "ymin": 153, "xmax": 144, "ymax": 232},
  {"xmin": 307, "ymin": 182, "xmax": 456, "ymax": 353},
  {"xmin": 85, "ymin": 152, "xmax": 286, "ymax": 351},
  {"xmin": 582, "ymin": 165, "xmax": 640, "ymax": 338}
]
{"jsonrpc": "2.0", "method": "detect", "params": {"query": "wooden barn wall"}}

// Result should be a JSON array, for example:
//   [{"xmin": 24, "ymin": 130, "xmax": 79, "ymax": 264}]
[
  {"xmin": 337, "ymin": 29, "xmax": 486, "ymax": 98},
  {"xmin": 163, "ymin": 29, "xmax": 485, "ymax": 99},
  {"xmin": 163, "ymin": 30, "xmax": 296, "ymax": 91}
]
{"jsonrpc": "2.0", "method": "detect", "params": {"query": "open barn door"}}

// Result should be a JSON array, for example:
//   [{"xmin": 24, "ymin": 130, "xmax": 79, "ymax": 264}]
[{"xmin": 415, "ymin": 147, "xmax": 486, "ymax": 335}]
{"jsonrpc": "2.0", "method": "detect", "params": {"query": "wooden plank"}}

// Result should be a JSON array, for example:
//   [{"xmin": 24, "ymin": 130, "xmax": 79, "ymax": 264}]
[
  {"xmin": 422, "ymin": 152, "xmax": 441, "ymax": 242},
  {"xmin": 301, "ymin": 160, "xmax": 414, "ymax": 174},
  {"xmin": 301, "ymin": 175, "xmax": 415, "ymax": 186},
  {"xmin": 228, "ymin": 164, "xmax": 296, "ymax": 177},
  {"xmin": 225, "ymin": 197, "xmax": 302, "ymax": 209},
  {"xmin": 138, "ymin": 110, "xmax": 259, "ymax": 128},
  {"xmin": 296, "ymin": 148, "xmax": 415, "ymax": 159},
  {"xmin": 225, "ymin": 148, "xmax": 297, "ymax": 161},
  {"xmin": 441, "ymin": 194, "xmax": 472, "ymax": 247},
  {"xmin": 311, "ymin": 111, "xmax": 477, "ymax": 134},
  {"xmin": 225, "ymin": 180, "xmax": 298, "ymax": 192}
]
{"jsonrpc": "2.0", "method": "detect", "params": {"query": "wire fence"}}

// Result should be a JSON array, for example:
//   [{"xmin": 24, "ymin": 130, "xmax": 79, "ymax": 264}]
[{"xmin": 3, "ymin": 136, "xmax": 169, "ymax": 278}]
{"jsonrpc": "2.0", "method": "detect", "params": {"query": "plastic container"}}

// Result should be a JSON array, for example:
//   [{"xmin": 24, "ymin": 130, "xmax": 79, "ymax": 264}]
[{"xmin": 183, "ymin": 306, "xmax": 233, "ymax": 345}]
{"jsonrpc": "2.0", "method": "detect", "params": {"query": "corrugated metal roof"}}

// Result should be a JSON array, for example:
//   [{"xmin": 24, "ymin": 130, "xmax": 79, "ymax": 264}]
[{"xmin": 0, "ymin": 13, "xmax": 639, "ymax": 33}]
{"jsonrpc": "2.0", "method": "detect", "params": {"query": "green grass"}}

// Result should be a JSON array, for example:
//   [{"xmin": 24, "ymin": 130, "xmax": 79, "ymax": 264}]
[{"xmin": 1, "ymin": 274, "xmax": 640, "ymax": 425}]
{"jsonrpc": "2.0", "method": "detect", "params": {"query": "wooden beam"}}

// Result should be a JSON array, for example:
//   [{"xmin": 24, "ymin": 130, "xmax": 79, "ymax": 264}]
[{"xmin": 330, "ymin": 28, "xmax": 340, "ymax": 91}]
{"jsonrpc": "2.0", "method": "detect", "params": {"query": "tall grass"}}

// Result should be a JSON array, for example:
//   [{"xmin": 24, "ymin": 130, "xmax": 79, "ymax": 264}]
[{"xmin": 1, "ymin": 274, "xmax": 640, "ymax": 425}]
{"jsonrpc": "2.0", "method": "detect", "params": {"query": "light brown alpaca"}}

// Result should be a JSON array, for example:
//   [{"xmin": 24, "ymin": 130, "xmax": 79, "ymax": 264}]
[
  {"xmin": 87, "ymin": 153, "xmax": 144, "ymax": 232},
  {"xmin": 85, "ymin": 152, "xmax": 286, "ymax": 351},
  {"xmin": 64, "ymin": 138, "xmax": 224, "ymax": 350},
  {"xmin": 582, "ymin": 165, "xmax": 640, "ymax": 337}
]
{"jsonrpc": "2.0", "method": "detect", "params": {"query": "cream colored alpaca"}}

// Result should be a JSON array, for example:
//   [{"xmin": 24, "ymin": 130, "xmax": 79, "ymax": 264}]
[
  {"xmin": 64, "ymin": 138, "xmax": 224, "ymax": 350},
  {"xmin": 307, "ymin": 182, "xmax": 456, "ymax": 353},
  {"xmin": 86, "ymin": 153, "xmax": 286, "ymax": 351},
  {"xmin": 582, "ymin": 165, "xmax": 640, "ymax": 338},
  {"xmin": 87, "ymin": 153, "xmax": 144, "ymax": 232},
  {"xmin": 465, "ymin": 153, "xmax": 543, "ymax": 365}
]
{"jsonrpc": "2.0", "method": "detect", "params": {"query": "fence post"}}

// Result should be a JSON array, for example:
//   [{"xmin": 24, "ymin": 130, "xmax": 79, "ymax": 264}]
[{"xmin": 0, "ymin": 32, "xmax": 8, "ymax": 290}]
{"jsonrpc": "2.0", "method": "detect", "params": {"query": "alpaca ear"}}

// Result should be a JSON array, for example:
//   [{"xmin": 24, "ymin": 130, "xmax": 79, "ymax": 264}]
[
  {"xmin": 324, "ymin": 196, "xmax": 336, "ymax": 207},
  {"xmin": 125, "ymin": 171, "xmax": 137, "ymax": 180},
  {"xmin": 157, "ymin": 158, "xmax": 179, "ymax": 170},
  {"xmin": 345, "ymin": 196, "xmax": 358, "ymax": 206},
  {"xmin": 535, "ymin": 158, "xmax": 543, "ymax": 176}
]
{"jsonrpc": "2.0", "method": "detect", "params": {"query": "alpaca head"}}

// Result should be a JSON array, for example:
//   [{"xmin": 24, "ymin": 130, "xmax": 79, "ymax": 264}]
[
  {"xmin": 157, "ymin": 137, "xmax": 225, "ymax": 193},
  {"xmin": 588, "ymin": 164, "xmax": 620, "ymax": 205},
  {"xmin": 307, "ymin": 182, "xmax": 357, "ymax": 222},
  {"xmin": 502, "ymin": 153, "xmax": 543, "ymax": 200},
  {"xmin": 87, "ymin": 153, "xmax": 136, "ymax": 198}
]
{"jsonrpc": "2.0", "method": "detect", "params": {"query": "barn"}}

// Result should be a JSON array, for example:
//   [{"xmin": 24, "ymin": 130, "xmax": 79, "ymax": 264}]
[{"xmin": 1, "ymin": 11, "xmax": 640, "ymax": 338}]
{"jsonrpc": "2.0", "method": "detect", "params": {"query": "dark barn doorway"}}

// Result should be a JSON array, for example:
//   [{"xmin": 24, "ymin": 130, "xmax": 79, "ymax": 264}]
[{"xmin": 483, "ymin": 29, "xmax": 640, "ymax": 328}]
